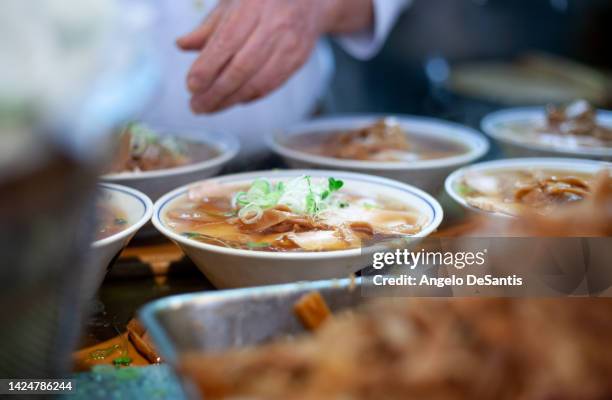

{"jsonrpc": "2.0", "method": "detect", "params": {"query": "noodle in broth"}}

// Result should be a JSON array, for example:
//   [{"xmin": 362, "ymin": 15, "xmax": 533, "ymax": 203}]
[{"xmin": 164, "ymin": 176, "xmax": 427, "ymax": 252}]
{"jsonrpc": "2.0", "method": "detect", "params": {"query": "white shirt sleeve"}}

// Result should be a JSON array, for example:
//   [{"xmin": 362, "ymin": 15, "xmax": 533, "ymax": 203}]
[{"xmin": 335, "ymin": 0, "xmax": 412, "ymax": 60}]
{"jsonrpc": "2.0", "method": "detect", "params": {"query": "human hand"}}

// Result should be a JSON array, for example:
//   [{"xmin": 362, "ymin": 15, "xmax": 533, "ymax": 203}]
[{"xmin": 177, "ymin": 0, "xmax": 373, "ymax": 113}]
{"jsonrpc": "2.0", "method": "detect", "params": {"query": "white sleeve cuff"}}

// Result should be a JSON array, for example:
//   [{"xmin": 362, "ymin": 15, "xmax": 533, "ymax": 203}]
[{"xmin": 335, "ymin": 0, "xmax": 412, "ymax": 60}]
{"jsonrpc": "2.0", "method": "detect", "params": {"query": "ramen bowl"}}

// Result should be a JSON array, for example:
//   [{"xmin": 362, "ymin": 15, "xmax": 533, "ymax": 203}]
[
  {"xmin": 445, "ymin": 157, "xmax": 611, "ymax": 218},
  {"xmin": 102, "ymin": 127, "xmax": 240, "ymax": 201},
  {"xmin": 269, "ymin": 115, "xmax": 489, "ymax": 195},
  {"xmin": 88, "ymin": 183, "xmax": 153, "ymax": 294},
  {"xmin": 153, "ymin": 170, "xmax": 443, "ymax": 288},
  {"xmin": 482, "ymin": 107, "xmax": 612, "ymax": 161}
]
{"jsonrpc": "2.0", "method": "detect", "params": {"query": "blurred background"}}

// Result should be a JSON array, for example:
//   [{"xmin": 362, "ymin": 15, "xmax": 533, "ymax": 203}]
[{"xmin": 326, "ymin": 0, "xmax": 612, "ymax": 125}]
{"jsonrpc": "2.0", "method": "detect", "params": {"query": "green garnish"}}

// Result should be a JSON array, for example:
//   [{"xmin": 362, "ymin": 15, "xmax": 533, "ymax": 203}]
[
  {"xmin": 114, "ymin": 218, "xmax": 127, "ymax": 225},
  {"xmin": 305, "ymin": 176, "xmax": 318, "ymax": 215},
  {"xmin": 456, "ymin": 183, "xmax": 476, "ymax": 197},
  {"xmin": 246, "ymin": 242, "xmax": 270, "ymax": 248},
  {"xmin": 321, "ymin": 177, "xmax": 344, "ymax": 200},
  {"xmin": 235, "ymin": 179, "xmax": 284, "ymax": 209},
  {"xmin": 125, "ymin": 122, "xmax": 158, "ymax": 145},
  {"xmin": 112, "ymin": 356, "xmax": 133, "ymax": 367},
  {"xmin": 328, "ymin": 177, "xmax": 344, "ymax": 192},
  {"xmin": 181, "ymin": 232, "xmax": 201, "ymax": 238},
  {"xmin": 123, "ymin": 122, "xmax": 187, "ymax": 156},
  {"xmin": 233, "ymin": 176, "xmax": 346, "ymax": 224}
]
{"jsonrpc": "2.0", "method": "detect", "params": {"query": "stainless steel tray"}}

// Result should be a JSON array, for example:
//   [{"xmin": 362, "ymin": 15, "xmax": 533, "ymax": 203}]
[{"xmin": 139, "ymin": 278, "xmax": 362, "ymax": 364}]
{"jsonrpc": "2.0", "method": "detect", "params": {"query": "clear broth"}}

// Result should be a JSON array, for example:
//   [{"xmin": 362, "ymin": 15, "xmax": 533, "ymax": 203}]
[
  {"xmin": 164, "ymin": 182, "xmax": 425, "ymax": 252},
  {"xmin": 96, "ymin": 202, "xmax": 129, "ymax": 240},
  {"xmin": 458, "ymin": 169, "xmax": 595, "ymax": 216},
  {"xmin": 285, "ymin": 131, "xmax": 468, "ymax": 162}
]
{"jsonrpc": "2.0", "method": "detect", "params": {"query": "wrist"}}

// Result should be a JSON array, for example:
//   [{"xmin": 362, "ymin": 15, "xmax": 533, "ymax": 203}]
[
  {"xmin": 317, "ymin": 0, "xmax": 374, "ymax": 34},
  {"xmin": 317, "ymin": 0, "xmax": 342, "ymax": 34}
]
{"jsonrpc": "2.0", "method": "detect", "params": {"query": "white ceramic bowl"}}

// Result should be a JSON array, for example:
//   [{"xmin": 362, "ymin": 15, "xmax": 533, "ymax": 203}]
[
  {"xmin": 269, "ymin": 115, "xmax": 489, "ymax": 195},
  {"xmin": 482, "ymin": 107, "xmax": 612, "ymax": 161},
  {"xmin": 152, "ymin": 170, "xmax": 444, "ymax": 288},
  {"xmin": 88, "ymin": 183, "xmax": 153, "ymax": 294},
  {"xmin": 445, "ymin": 157, "xmax": 611, "ymax": 218},
  {"xmin": 102, "ymin": 129, "xmax": 240, "ymax": 201}
]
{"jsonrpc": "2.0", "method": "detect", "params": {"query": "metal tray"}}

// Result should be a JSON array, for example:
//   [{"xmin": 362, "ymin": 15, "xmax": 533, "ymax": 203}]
[{"xmin": 139, "ymin": 278, "xmax": 362, "ymax": 364}]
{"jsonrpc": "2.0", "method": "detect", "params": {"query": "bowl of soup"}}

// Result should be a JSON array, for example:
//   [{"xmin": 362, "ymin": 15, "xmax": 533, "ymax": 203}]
[
  {"xmin": 152, "ymin": 170, "xmax": 443, "ymax": 288},
  {"xmin": 482, "ymin": 100, "xmax": 612, "ymax": 161},
  {"xmin": 269, "ymin": 115, "xmax": 489, "ymax": 195},
  {"xmin": 90, "ymin": 183, "xmax": 153, "ymax": 291},
  {"xmin": 102, "ymin": 123, "xmax": 240, "ymax": 201},
  {"xmin": 445, "ymin": 158, "xmax": 611, "ymax": 218}
]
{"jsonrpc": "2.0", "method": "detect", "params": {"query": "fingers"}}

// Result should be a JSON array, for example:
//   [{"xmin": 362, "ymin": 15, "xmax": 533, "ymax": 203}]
[
  {"xmin": 210, "ymin": 33, "xmax": 312, "ymax": 112},
  {"xmin": 190, "ymin": 24, "xmax": 277, "ymax": 113},
  {"xmin": 176, "ymin": 4, "xmax": 226, "ymax": 51},
  {"xmin": 184, "ymin": 0, "xmax": 323, "ymax": 114},
  {"xmin": 186, "ymin": 2, "xmax": 260, "ymax": 94}
]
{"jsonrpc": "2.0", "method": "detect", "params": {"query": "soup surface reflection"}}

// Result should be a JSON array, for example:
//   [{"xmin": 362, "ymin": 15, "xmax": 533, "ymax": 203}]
[
  {"xmin": 456, "ymin": 168, "xmax": 601, "ymax": 216},
  {"xmin": 284, "ymin": 118, "xmax": 468, "ymax": 162},
  {"xmin": 498, "ymin": 100, "xmax": 612, "ymax": 150},
  {"xmin": 164, "ymin": 176, "xmax": 427, "ymax": 252}
]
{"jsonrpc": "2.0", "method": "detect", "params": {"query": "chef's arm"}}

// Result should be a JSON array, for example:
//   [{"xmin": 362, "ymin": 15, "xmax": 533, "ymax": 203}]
[
  {"xmin": 335, "ymin": 0, "xmax": 413, "ymax": 60},
  {"xmin": 321, "ymin": 0, "xmax": 376, "ymax": 35}
]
